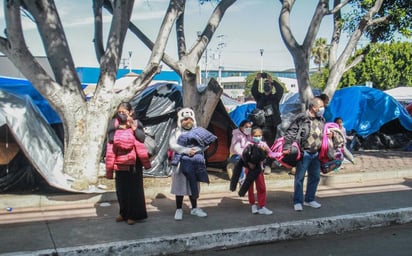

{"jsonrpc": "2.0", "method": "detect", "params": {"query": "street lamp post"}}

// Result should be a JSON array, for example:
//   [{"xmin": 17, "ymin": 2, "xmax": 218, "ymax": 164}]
[
  {"xmin": 260, "ymin": 48, "xmax": 264, "ymax": 73},
  {"xmin": 128, "ymin": 51, "xmax": 133, "ymax": 73},
  {"xmin": 259, "ymin": 49, "xmax": 264, "ymax": 91}
]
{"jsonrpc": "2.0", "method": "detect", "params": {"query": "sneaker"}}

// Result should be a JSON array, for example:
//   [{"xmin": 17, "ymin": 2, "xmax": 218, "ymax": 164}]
[
  {"xmin": 226, "ymin": 163, "xmax": 235, "ymax": 179},
  {"xmin": 294, "ymin": 203, "xmax": 303, "ymax": 211},
  {"xmin": 190, "ymin": 208, "xmax": 207, "ymax": 217},
  {"xmin": 174, "ymin": 209, "xmax": 183, "ymax": 220},
  {"xmin": 251, "ymin": 204, "xmax": 258, "ymax": 214},
  {"xmin": 264, "ymin": 166, "xmax": 272, "ymax": 175},
  {"xmin": 304, "ymin": 201, "xmax": 322, "ymax": 208},
  {"xmin": 258, "ymin": 206, "xmax": 273, "ymax": 215}
]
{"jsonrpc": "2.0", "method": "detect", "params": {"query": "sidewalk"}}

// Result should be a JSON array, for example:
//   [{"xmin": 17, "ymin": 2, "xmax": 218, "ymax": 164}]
[{"xmin": 0, "ymin": 150, "xmax": 412, "ymax": 255}]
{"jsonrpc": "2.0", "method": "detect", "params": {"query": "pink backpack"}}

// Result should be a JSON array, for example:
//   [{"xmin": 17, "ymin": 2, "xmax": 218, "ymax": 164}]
[
  {"xmin": 319, "ymin": 122, "xmax": 345, "ymax": 173},
  {"xmin": 270, "ymin": 137, "xmax": 301, "ymax": 169}
]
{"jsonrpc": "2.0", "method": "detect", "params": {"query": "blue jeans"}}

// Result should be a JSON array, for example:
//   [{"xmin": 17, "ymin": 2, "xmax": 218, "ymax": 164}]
[{"xmin": 293, "ymin": 151, "xmax": 321, "ymax": 205}]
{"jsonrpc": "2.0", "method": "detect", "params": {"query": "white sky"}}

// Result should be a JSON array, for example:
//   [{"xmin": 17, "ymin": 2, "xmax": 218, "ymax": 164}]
[{"xmin": 0, "ymin": 0, "xmax": 357, "ymax": 71}]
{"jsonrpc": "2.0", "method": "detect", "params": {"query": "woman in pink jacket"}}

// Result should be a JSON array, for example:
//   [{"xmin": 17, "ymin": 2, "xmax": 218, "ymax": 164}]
[{"xmin": 106, "ymin": 102, "xmax": 151, "ymax": 225}]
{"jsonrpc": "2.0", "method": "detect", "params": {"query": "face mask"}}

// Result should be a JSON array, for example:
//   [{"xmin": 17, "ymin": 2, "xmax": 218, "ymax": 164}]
[
  {"xmin": 252, "ymin": 136, "xmax": 262, "ymax": 143},
  {"xmin": 243, "ymin": 127, "xmax": 252, "ymax": 135},
  {"xmin": 263, "ymin": 83, "xmax": 272, "ymax": 93},
  {"xmin": 117, "ymin": 113, "xmax": 128, "ymax": 123},
  {"xmin": 316, "ymin": 107, "xmax": 325, "ymax": 117},
  {"xmin": 182, "ymin": 122, "xmax": 193, "ymax": 130}
]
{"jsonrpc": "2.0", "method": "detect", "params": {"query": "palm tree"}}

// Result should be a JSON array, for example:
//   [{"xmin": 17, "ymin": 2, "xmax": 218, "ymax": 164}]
[{"xmin": 312, "ymin": 38, "xmax": 329, "ymax": 72}]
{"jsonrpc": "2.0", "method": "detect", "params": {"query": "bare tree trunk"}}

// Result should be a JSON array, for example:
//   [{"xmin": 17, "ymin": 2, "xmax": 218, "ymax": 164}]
[
  {"xmin": 194, "ymin": 78, "xmax": 223, "ymax": 128},
  {"xmin": 294, "ymin": 56, "xmax": 313, "ymax": 111},
  {"xmin": 279, "ymin": 0, "xmax": 328, "ymax": 109},
  {"xmin": 324, "ymin": 0, "xmax": 386, "ymax": 99}
]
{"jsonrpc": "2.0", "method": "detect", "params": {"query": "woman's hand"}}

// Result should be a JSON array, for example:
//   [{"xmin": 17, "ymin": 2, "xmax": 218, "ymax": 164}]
[{"xmin": 127, "ymin": 117, "xmax": 137, "ymax": 130}]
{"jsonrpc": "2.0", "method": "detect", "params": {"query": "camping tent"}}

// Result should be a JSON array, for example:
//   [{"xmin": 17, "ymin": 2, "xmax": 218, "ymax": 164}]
[
  {"xmin": 0, "ymin": 90, "xmax": 79, "ymax": 192},
  {"xmin": 126, "ymin": 80, "xmax": 236, "ymax": 176},
  {"xmin": 384, "ymin": 86, "xmax": 412, "ymax": 104},
  {"xmin": 325, "ymin": 86, "xmax": 412, "ymax": 136}
]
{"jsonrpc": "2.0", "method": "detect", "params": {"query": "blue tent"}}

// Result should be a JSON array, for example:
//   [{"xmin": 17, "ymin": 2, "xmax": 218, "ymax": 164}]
[
  {"xmin": 228, "ymin": 101, "xmax": 256, "ymax": 127},
  {"xmin": 325, "ymin": 86, "xmax": 412, "ymax": 136},
  {"xmin": 0, "ymin": 76, "xmax": 61, "ymax": 124}
]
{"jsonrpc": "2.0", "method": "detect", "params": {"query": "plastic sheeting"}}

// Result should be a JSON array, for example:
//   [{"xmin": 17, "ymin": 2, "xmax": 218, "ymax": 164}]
[
  {"xmin": 325, "ymin": 86, "xmax": 412, "ymax": 136},
  {"xmin": 0, "ymin": 76, "xmax": 62, "ymax": 124},
  {"xmin": 129, "ymin": 81, "xmax": 236, "ymax": 176},
  {"xmin": 0, "ymin": 90, "xmax": 77, "ymax": 192},
  {"xmin": 130, "ymin": 82, "xmax": 183, "ymax": 177}
]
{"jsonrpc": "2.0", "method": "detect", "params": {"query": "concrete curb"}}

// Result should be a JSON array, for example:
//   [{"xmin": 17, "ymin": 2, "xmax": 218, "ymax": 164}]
[{"xmin": 7, "ymin": 207, "xmax": 412, "ymax": 256}]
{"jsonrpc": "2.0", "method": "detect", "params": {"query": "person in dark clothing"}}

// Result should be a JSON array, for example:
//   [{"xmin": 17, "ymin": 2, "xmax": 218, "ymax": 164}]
[
  {"xmin": 251, "ymin": 72, "xmax": 284, "ymax": 174},
  {"xmin": 106, "ymin": 102, "xmax": 151, "ymax": 225}
]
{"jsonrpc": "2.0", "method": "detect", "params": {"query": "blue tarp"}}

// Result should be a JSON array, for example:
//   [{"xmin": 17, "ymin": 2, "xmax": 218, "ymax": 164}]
[
  {"xmin": 228, "ymin": 101, "xmax": 256, "ymax": 127},
  {"xmin": 0, "ymin": 76, "xmax": 61, "ymax": 124},
  {"xmin": 76, "ymin": 67, "xmax": 181, "ymax": 84},
  {"xmin": 228, "ymin": 86, "xmax": 412, "ymax": 136},
  {"xmin": 0, "ymin": 68, "xmax": 181, "ymax": 125},
  {"xmin": 325, "ymin": 86, "xmax": 412, "ymax": 136}
]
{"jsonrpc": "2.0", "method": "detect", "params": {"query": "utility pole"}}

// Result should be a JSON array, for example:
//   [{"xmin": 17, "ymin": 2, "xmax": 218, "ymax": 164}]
[{"xmin": 217, "ymin": 34, "xmax": 226, "ymax": 85}]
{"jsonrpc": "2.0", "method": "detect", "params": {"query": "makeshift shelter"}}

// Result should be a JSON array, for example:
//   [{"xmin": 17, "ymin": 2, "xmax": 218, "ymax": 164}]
[
  {"xmin": 325, "ymin": 86, "xmax": 412, "ymax": 136},
  {"xmin": 0, "ymin": 76, "xmax": 61, "ymax": 124},
  {"xmin": 0, "ymin": 90, "xmax": 77, "ymax": 192},
  {"xmin": 228, "ymin": 101, "xmax": 256, "ymax": 127},
  {"xmin": 125, "ymin": 80, "xmax": 236, "ymax": 176},
  {"xmin": 384, "ymin": 86, "xmax": 412, "ymax": 104}
]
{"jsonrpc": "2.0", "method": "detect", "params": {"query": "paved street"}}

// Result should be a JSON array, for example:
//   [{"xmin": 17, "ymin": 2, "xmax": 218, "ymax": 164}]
[{"xmin": 177, "ymin": 222, "xmax": 412, "ymax": 256}]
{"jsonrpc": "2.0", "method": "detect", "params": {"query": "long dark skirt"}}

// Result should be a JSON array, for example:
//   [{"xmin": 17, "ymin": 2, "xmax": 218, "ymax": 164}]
[{"xmin": 115, "ymin": 167, "xmax": 147, "ymax": 221}]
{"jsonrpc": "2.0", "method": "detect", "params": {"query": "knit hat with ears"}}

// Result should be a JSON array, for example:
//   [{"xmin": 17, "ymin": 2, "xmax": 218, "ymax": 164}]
[{"xmin": 177, "ymin": 107, "xmax": 197, "ymax": 129}]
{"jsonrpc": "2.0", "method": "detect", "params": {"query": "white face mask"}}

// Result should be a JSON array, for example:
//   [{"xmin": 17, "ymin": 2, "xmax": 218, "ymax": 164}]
[
  {"xmin": 316, "ymin": 107, "xmax": 325, "ymax": 117},
  {"xmin": 243, "ymin": 127, "xmax": 252, "ymax": 135},
  {"xmin": 252, "ymin": 136, "xmax": 262, "ymax": 143}
]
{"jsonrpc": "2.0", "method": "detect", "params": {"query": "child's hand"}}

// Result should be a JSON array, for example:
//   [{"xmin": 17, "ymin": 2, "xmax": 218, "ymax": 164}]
[{"xmin": 188, "ymin": 148, "xmax": 196, "ymax": 156}]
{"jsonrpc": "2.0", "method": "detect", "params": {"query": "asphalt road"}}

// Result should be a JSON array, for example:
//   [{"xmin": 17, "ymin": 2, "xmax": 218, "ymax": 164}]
[{"xmin": 176, "ymin": 222, "xmax": 412, "ymax": 256}]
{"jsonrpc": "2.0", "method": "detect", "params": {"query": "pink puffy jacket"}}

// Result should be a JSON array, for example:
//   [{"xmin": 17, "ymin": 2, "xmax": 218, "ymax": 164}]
[{"xmin": 105, "ymin": 122, "xmax": 151, "ymax": 178}]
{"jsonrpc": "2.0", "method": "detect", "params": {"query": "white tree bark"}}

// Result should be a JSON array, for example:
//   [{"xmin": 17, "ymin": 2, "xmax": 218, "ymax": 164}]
[
  {"xmin": 279, "ymin": 0, "xmax": 387, "ymax": 106},
  {"xmin": 324, "ymin": 0, "xmax": 386, "ymax": 98},
  {"xmin": 108, "ymin": 0, "xmax": 237, "ymax": 127},
  {"xmin": 0, "ymin": 0, "xmax": 167, "ymax": 190},
  {"xmin": 279, "ymin": 0, "xmax": 329, "ymax": 110}
]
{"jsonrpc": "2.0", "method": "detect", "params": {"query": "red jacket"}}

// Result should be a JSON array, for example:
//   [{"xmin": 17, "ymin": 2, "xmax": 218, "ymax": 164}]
[{"xmin": 106, "ymin": 123, "xmax": 151, "ymax": 174}]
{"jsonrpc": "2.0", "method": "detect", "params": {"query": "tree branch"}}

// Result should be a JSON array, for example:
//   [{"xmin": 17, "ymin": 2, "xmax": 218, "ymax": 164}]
[
  {"xmin": 188, "ymin": 0, "xmax": 236, "ymax": 65},
  {"xmin": 344, "ymin": 54, "xmax": 364, "ymax": 73},
  {"xmin": 370, "ymin": 15, "xmax": 390, "ymax": 26},
  {"xmin": 146, "ymin": 0, "xmax": 184, "ymax": 69},
  {"xmin": 279, "ymin": 0, "xmax": 301, "ymax": 55},
  {"xmin": 93, "ymin": 0, "xmax": 105, "ymax": 63},
  {"xmin": 302, "ymin": 0, "xmax": 329, "ymax": 50},
  {"xmin": 97, "ymin": 0, "xmax": 134, "ymax": 76},
  {"xmin": 330, "ymin": 0, "xmax": 351, "ymax": 14},
  {"xmin": 102, "ymin": 1, "xmax": 179, "ymax": 71},
  {"xmin": 176, "ymin": 4, "xmax": 187, "ymax": 59},
  {"xmin": 22, "ymin": 0, "xmax": 81, "ymax": 89}
]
